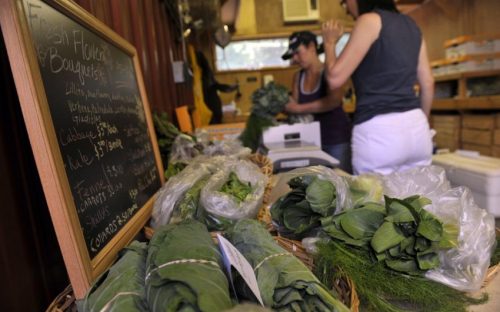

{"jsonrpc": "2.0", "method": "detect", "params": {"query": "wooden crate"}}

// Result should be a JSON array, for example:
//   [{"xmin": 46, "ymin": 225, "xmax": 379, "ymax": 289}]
[
  {"xmin": 462, "ymin": 143, "xmax": 492, "ymax": 156},
  {"xmin": 461, "ymin": 129, "xmax": 493, "ymax": 145},
  {"xmin": 434, "ymin": 132, "xmax": 460, "ymax": 151},
  {"xmin": 431, "ymin": 115, "xmax": 461, "ymax": 128},
  {"xmin": 494, "ymin": 146, "xmax": 500, "ymax": 158},
  {"xmin": 495, "ymin": 129, "xmax": 500, "ymax": 146},
  {"xmin": 496, "ymin": 114, "xmax": 500, "ymax": 128},
  {"xmin": 462, "ymin": 114, "xmax": 495, "ymax": 130}
]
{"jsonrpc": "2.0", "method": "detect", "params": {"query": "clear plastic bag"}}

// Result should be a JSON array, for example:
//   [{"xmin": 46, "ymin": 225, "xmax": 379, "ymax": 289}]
[
  {"xmin": 151, "ymin": 157, "xmax": 225, "ymax": 228},
  {"xmin": 200, "ymin": 159, "xmax": 267, "ymax": 228},
  {"xmin": 380, "ymin": 165, "xmax": 496, "ymax": 291},
  {"xmin": 268, "ymin": 166, "xmax": 351, "ymax": 213},
  {"xmin": 170, "ymin": 131, "xmax": 251, "ymax": 163}
]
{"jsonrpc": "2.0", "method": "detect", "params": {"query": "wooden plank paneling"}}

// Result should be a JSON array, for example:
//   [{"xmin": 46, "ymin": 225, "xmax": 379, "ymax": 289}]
[
  {"xmin": 409, "ymin": 0, "xmax": 500, "ymax": 61},
  {"xmin": 74, "ymin": 0, "xmax": 193, "ymax": 123}
]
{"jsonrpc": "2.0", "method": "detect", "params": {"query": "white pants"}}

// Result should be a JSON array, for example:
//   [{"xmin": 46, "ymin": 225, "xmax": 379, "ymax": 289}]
[{"xmin": 352, "ymin": 108, "xmax": 432, "ymax": 175}]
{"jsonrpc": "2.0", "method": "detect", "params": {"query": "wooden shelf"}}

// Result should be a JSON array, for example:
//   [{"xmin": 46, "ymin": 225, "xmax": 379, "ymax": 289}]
[
  {"xmin": 434, "ymin": 69, "xmax": 500, "ymax": 82},
  {"xmin": 432, "ymin": 99, "xmax": 458, "ymax": 110},
  {"xmin": 432, "ymin": 70, "xmax": 500, "ymax": 111},
  {"xmin": 433, "ymin": 96, "xmax": 500, "ymax": 110}
]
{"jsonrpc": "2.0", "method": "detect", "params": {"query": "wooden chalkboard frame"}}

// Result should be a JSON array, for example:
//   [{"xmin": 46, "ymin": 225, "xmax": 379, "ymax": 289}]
[{"xmin": 0, "ymin": 0, "xmax": 165, "ymax": 299}]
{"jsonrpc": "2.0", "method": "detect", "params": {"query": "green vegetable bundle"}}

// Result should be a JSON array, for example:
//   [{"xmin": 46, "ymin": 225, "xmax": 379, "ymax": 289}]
[
  {"xmin": 239, "ymin": 82, "xmax": 290, "ymax": 152},
  {"xmin": 82, "ymin": 241, "xmax": 149, "ymax": 312},
  {"xmin": 322, "ymin": 195, "xmax": 458, "ymax": 275},
  {"xmin": 145, "ymin": 221, "xmax": 233, "ymax": 311},
  {"xmin": 271, "ymin": 175, "xmax": 337, "ymax": 240},
  {"xmin": 226, "ymin": 219, "xmax": 350, "ymax": 312}
]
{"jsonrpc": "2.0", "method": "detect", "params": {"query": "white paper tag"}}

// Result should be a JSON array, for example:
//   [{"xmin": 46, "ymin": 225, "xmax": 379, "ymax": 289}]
[{"xmin": 217, "ymin": 234, "xmax": 264, "ymax": 306}]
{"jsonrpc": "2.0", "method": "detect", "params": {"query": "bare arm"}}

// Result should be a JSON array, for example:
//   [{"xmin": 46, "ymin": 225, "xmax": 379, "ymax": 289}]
[
  {"xmin": 322, "ymin": 14, "xmax": 381, "ymax": 90},
  {"xmin": 285, "ymin": 71, "xmax": 343, "ymax": 114},
  {"xmin": 416, "ymin": 39, "xmax": 434, "ymax": 117}
]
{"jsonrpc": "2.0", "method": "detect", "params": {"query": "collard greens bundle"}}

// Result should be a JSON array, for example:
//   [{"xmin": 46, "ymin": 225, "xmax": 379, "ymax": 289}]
[
  {"xmin": 226, "ymin": 219, "xmax": 350, "ymax": 312},
  {"xmin": 82, "ymin": 241, "xmax": 149, "ymax": 312},
  {"xmin": 145, "ymin": 221, "xmax": 233, "ymax": 311}
]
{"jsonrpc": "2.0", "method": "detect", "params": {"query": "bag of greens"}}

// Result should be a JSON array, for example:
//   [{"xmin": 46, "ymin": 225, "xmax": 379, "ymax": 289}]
[
  {"xmin": 200, "ymin": 159, "xmax": 267, "ymax": 230},
  {"xmin": 380, "ymin": 166, "xmax": 496, "ymax": 291}
]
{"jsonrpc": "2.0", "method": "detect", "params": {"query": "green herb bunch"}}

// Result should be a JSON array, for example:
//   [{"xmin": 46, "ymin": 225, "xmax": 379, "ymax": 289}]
[
  {"xmin": 315, "ymin": 241, "xmax": 487, "ymax": 312},
  {"xmin": 152, "ymin": 112, "xmax": 181, "ymax": 167}
]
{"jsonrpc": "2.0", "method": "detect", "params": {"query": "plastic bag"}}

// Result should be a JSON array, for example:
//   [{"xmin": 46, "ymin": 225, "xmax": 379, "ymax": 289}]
[
  {"xmin": 168, "ymin": 133, "xmax": 204, "ymax": 163},
  {"xmin": 268, "ymin": 166, "xmax": 351, "ymax": 213},
  {"xmin": 170, "ymin": 130, "xmax": 251, "ymax": 163},
  {"xmin": 200, "ymin": 159, "xmax": 267, "ymax": 229},
  {"xmin": 380, "ymin": 166, "xmax": 496, "ymax": 291},
  {"xmin": 151, "ymin": 157, "xmax": 224, "ymax": 228}
]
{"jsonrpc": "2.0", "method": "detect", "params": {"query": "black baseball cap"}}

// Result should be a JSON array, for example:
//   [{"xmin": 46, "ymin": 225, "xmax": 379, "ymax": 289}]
[{"xmin": 281, "ymin": 31, "xmax": 324, "ymax": 60}]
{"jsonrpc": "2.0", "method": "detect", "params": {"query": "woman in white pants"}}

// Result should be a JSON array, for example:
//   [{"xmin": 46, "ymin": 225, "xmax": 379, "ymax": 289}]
[{"xmin": 322, "ymin": 0, "xmax": 434, "ymax": 175}]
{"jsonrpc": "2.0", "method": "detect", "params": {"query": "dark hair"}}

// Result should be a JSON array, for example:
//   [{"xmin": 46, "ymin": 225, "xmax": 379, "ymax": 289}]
[{"xmin": 357, "ymin": 0, "xmax": 399, "ymax": 15}]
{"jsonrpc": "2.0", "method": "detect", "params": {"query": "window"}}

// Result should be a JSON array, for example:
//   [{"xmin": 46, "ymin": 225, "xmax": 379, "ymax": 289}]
[{"xmin": 215, "ymin": 33, "xmax": 351, "ymax": 72}]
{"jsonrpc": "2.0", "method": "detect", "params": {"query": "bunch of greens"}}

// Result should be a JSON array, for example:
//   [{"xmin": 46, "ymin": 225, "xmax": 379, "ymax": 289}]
[
  {"xmin": 271, "ymin": 175, "xmax": 337, "ymax": 240},
  {"xmin": 220, "ymin": 172, "xmax": 253, "ymax": 203},
  {"xmin": 315, "ymin": 241, "xmax": 487, "ymax": 312},
  {"xmin": 169, "ymin": 177, "xmax": 209, "ymax": 224},
  {"xmin": 226, "ymin": 219, "xmax": 350, "ymax": 312},
  {"xmin": 322, "ymin": 195, "xmax": 458, "ymax": 275},
  {"xmin": 239, "ymin": 82, "xmax": 290, "ymax": 152},
  {"xmin": 152, "ymin": 112, "xmax": 181, "ymax": 167},
  {"xmin": 82, "ymin": 241, "xmax": 149, "ymax": 312},
  {"xmin": 145, "ymin": 221, "xmax": 233, "ymax": 311}
]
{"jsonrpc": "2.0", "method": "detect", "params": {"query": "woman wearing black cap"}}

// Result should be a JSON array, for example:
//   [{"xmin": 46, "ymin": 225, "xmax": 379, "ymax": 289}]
[
  {"xmin": 283, "ymin": 31, "xmax": 352, "ymax": 173},
  {"xmin": 322, "ymin": 0, "xmax": 434, "ymax": 175}
]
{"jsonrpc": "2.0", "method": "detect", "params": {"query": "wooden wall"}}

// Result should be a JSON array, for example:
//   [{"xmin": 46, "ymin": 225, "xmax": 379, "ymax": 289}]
[
  {"xmin": 409, "ymin": 0, "xmax": 500, "ymax": 61},
  {"xmin": 0, "ymin": 1, "xmax": 192, "ymax": 310},
  {"xmin": 75, "ymin": 0, "xmax": 194, "ymax": 120}
]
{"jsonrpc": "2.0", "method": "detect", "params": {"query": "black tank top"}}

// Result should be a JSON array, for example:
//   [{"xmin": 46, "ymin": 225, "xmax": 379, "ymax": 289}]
[
  {"xmin": 298, "ymin": 70, "xmax": 351, "ymax": 145},
  {"xmin": 352, "ymin": 9, "xmax": 422, "ymax": 125}
]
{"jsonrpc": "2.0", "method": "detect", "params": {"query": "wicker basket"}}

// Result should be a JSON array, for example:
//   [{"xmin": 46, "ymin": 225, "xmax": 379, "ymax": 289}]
[{"xmin": 247, "ymin": 153, "xmax": 274, "ymax": 225}]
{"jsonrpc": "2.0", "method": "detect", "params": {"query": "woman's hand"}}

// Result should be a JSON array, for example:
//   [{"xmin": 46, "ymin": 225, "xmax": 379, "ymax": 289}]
[
  {"xmin": 285, "ymin": 96, "xmax": 303, "ymax": 114},
  {"xmin": 322, "ymin": 19, "xmax": 344, "ymax": 47}
]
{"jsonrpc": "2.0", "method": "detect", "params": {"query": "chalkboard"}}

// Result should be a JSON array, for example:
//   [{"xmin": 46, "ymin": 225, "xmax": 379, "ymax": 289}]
[{"xmin": 0, "ymin": 0, "xmax": 164, "ymax": 298}]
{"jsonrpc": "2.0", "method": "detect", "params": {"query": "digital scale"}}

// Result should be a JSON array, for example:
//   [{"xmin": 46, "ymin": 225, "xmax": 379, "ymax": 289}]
[{"xmin": 262, "ymin": 122, "xmax": 340, "ymax": 173}]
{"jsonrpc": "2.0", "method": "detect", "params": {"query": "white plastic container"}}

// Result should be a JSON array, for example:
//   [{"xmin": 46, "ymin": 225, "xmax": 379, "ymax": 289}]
[
  {"xmin": 444, "ymin": 35, "xmax": 500, "ymax": 59},
  {"xmin": 432, "ymin": 152, "xmax": 500, "ymax": 217}
]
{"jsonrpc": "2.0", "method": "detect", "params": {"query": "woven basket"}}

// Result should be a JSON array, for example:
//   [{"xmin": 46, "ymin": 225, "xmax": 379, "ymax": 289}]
[{"xmin": 247, "ymin": 153, "xmax": 274, "ymax": 225}]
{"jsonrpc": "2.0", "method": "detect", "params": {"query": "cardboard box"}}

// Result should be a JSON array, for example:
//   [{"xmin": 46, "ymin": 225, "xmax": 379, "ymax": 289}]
[
  {"xmin": 198, "ymin": 122, "xmax": 246, "ymax": 141},
  {"xmin": 462, "ymin": 115, "xmax": 495, "ymax": 130},
  {"xmin": 432, "ymin": 152, "xmax": 500, "ymax": 216}
]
